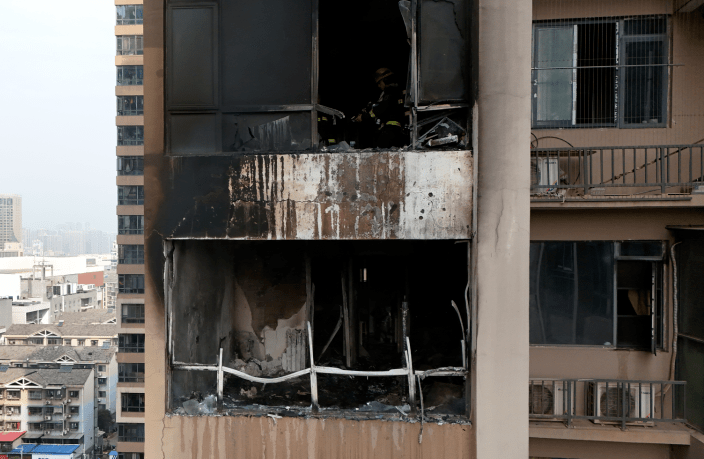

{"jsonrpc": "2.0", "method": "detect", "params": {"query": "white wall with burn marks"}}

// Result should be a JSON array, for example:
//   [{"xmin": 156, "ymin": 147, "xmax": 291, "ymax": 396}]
[{"xmin": 227, "ymin": 151, "xmax": 472, "ymax": 240}]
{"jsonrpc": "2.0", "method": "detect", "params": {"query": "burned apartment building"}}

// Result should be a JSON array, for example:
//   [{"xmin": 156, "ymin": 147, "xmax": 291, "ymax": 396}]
[{"xmin": 142, "ymin": 0, "xmax": 703, "ymax": 458}]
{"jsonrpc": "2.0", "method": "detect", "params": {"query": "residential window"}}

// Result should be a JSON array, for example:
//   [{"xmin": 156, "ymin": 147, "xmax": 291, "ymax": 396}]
[
  {"xmin": 47, "ymin": 338, "xmax": 61, "ymax": 345},
  {"xmin": 530, "ymin": 241, "xmax": 664, "ymax": 352},
  {"xmin": 29, "ymin": 422, "xmax": 43, "ymax": 431},
  {"xmin": 45, "ymin": 389, "xmax": 64, "ymax": 399},
  {"xmin": 6, "ymin": 422, "xmax": 19, "ymax": 430},
  {"xmin": 119, "ymin": 245, "xmax": 144, "ymax": 264},
  {"xmin": 69, "ymin": 391, "xmax": 79, "ymax": 398},
  {"xmin": 99, "ymin": 378, "xmax": 107, "ymax": 385},
  {"xmin": 5, "ymin": 407, "xmax": 19, "ymax": 415},
  {"xmin": 28, "ymin": 407, "xmax": 43, "ymax": 415},
  {"xmin": 122, "ymin": 304, "xmax": 145, "ymax": 324},
  {"xmin": 99, "ymin": 391, "xmax": 107, "ymax": 398},
  {"xmin": 91, "ymin": 340, "xmax": 99, "ymax": 346},
  {"xmin": 6, "ymin": 390, "xmax": 19, "ymax": 400},
  {"xmin": 117, "ymin": 35, "xmax": 143, "ymax": 55},
  {"xmin": 119, "ymin": 453, "xmax": 145, "ymax": 459},
  {"xmin": 119, "ymin": 363, "xmax": 145, "ymax": 383},
  {"xmin": 28, "ymin": 390, "xmax": 42, "ymax": 400},
  {"xmin": 119, "ymin": 275, "xmax": 145, "ymax": 294},
  {"xmin": 63, "ymin": 339, "xmax": 72, "ymax": 345},
  {"xmin": 70, "ymin": 406, "xmax": 79, "ymax": 414},
  {"xmin": 116, "ymin": 65, "xmax": 143, "ymax": 86},
  {"xmin": 69, "ymin": 422, "xmax": 79, "ymax": 431},
  {"xmin": 99, "ymin": 404, "xmax": 106, "ymax": 410},
  {"xmin": 117, "ymin": 126, "xmax": 144, "ymax": 146},
  {"xmin": 117, "ymin": 155, "xmax": 144, "ymax": 175},
  {"xmin": 119, "ymin": 334, "xmax": 145, "ymax": 353},
  {"xmin": 532, "ymin": 16, "xmax": 667, "ymax": 128},
  {"xmin": 77, "ymin": 339, "xmax": 85, "ymax": 346},
  {"xmin": 28, "ymin": 338, "xmax": 43, "ymax": 345},
  {"xmin": 118, "ymin": 423, "xmax": 145, "ymax": 442},
  {"xmin": 98, "ymin": 365, "xmax": 106, "ymax": 372},
  {"xmin": 118, "ymin": 186, "xmax": 144, "ymax": 206},
  {"xmin": 118, "ymin": 215, "xmax": 144, "ymax": 235},
  {"xmin": 116, "ymin": 5, "xmax": 143, "ymax": 25},
  {"xmin": 121, "ymin": 392, "xmax": 145, "ymax": 412}
]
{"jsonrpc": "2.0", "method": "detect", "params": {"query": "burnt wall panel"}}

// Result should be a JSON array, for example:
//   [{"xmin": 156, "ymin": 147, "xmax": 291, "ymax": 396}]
[
  {"xmin": 169, "ymin": 114, "xmax": 219, "ymax": 155},
  {"xmin": 153, "ymin": 151, "xmax": 472, "ymax": 240}
]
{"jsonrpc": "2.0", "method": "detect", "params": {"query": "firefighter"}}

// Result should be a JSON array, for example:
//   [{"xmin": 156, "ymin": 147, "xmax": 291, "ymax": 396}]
[{"xmin": 354, "ymin": 68, "xmax": 407, "ymax": 148}]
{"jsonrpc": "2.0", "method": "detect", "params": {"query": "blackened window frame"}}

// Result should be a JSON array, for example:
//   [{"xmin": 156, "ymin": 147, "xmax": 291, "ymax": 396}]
[
  {"xmin": 164, "ymin": 0, "xmax": 471, "ymax": 155},
  {"xmin": 531, "ymin": 16, "xmax": 668, "ymax": 130}
]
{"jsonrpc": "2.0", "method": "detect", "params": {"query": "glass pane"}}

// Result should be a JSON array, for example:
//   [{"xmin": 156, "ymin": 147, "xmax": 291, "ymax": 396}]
[
  {"xmin": 535, "ymin": 26, "xmax": 574, "ymax": 122},
  {"xmin": 677, "ymin": 337, "xmax": 704, "ymax": 430},
  {"xmin": 220, "ymin": 0, "xmax": 312, "ymax": 105},
  {"xmin": 623, "ymin": 17, "xmax": 666, "ymax": 36},
  {"xmin": 419, "ymin": 0, "xmax": 468, "ymax": 102},
  {"xmin": 530, "ymin": 242, "xmax": 614, "ymax": 345},
  {"xmin": 678, "ymin": 239, "xmax": 704, "ymax": 341},
  {"xmin": 623, "ymin": 39, "xmax": 665, "ymax": 125},
  {"xmin": 222, "ymin": 112, "xmax": 312, "ymax": 152},
  {"xmin": 618, "ymin": 241, "xmax": 663, "ymax": 258}
]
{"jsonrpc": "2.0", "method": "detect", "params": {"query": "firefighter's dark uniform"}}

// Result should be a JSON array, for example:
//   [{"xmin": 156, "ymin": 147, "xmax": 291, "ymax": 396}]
[
  {"xmin": 359, "ymin": 70, "xmax": 407, "ymax": 148},
  {"xmin": 318, "ymin": 115, "xmax": 337, "ymax": 147}
]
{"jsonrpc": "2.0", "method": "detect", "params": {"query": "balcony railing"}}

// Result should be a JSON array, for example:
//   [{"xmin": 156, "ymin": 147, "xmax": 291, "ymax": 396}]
[
  {"xmin": 531, "ymin": 145, "xmax": 704, "ymax": 195},
  {"xmin": 529, "ymin": 379, "xmax": 686, "ymax": 430}
]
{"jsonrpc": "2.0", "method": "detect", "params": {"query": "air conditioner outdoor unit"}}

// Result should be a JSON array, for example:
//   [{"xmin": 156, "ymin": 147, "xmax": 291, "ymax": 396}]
[
  {"xmin": 98, "ymin": 398, "xmax": 104, "ymax": 403},
  {"xmin": 531, "ymin": 157, "xmax": 560, "ymax": 190},
  {"xmin": 67, "ymin": 399, "xmax": 72, "ymax": 403},
  {"xmin": 63, "ymin": 430, "xmax": 69, "ymax": 435},
  {"xmin": 45, "ymin": 401, "xmax": 51, "ymax": 405},
  {"xmin": 66, "ymin": 414, "xmax": 71, "ymax": 418},
  {"xmin": 529, "ymin": 379, "xmax": 569, "ymax": 419},
  {"xmin": 45, "ymin": 431, "xmax": 51, "ymax": 435},
  {"xmin": 587, "ymin": 381, "xmax": 654, "ymax": 426},
  {"xmin": 44, "ymin": 416, "xmax": 52, "ymax": 421}
]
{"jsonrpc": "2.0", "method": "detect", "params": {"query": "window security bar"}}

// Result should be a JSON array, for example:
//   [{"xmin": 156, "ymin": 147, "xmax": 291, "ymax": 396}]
[
  {"xmin": 531, "ymin": 144, "xmax": 704, "ymax": 194},
  {"xmin": 529, "ymin": 378, "xmax": 686, "ymax": 430},
  {"xmin": 532, "ymin": 63, "xmax": 683, "ymax": 70},
  {"xmin": 172, "ymin": 322, "xmax": 467, "ymax": 414}
]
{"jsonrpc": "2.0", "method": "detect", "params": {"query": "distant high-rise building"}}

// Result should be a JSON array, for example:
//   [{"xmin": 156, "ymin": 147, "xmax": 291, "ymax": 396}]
[
  {"xmin": 115, "ymin": 1, "xmax": 145, "ymax": 455},
  {"xmin": 0, "ymin": 194, "xmax": 22, "ymax": 258}
]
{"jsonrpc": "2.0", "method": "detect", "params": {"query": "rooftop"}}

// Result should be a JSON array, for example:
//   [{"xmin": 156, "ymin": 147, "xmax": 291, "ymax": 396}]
[
  {"xmin": 0, "ymin": 431, "xmax": 25, "ymax": 442},
  {"xmin": 0, "ymin": 367, "xmax": 92, "ymax": 387},
  {"xmin": 0, "ymin": 345, "xmax": 116, "ymax": 363}
]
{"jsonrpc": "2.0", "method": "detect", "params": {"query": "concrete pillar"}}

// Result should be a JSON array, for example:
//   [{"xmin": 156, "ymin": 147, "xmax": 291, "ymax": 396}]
[{"xmin": 473, "ymin": 0, "xmax": 532, "ymax": 457}]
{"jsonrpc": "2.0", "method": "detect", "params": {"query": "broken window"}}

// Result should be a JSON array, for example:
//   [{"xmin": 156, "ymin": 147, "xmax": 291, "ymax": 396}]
[
  {"xmin": 117, "ymin": 215, "xmax": 144, "ymax": 235},
  {"xmin": 116, "ymin": 65, "xmax": 143, "ymax": 86},
  {"xmin": 116, "ymin": 35, "xmax": 143, "ymax": 56},
  {"xmin": 117, "ymin": 96, "xmax": 144, "ymax": 117},
  {"xmin": 117, "ymin": 186, "xmax": 144, "ymax": 206},
  {"xmin": 116, "ymin": 5, "xmax": 143, "ymax": 25},
  {"xmin": 164, "ymin": 0, "xmax": 471, "ymax": 155},
  {"xmin": 530, "ymin": 241, "xmax": 664, "ymax": 352},
  {"xmin": 533, "ymin": 16, "xmax": 667, "ymax": 128},
  {"xmin": 167, "ymin": 240, "xmax": 469, "ymax": 419},
  {"xmin": 118, "ymin": 245, "xmax": 144, "ymax": 264},
  {"xmin": 117, "ymin": 126, "xmax": 144, "ymax": 146},
  {"xmin": 118, "ymin": 275, "xmax": 144, "ymax": 294}
]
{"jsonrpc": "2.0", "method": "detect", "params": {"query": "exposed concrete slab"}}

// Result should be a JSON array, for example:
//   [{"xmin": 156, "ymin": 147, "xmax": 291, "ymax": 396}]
[{"xmin": 530, "ymin": 420, "xmax": 691, "ymax": 445}]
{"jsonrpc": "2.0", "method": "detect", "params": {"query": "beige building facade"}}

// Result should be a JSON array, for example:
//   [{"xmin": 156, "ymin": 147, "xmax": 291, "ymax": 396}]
[
  {"xmin": 0, "ymin": 195, "xmax": 22, "ymax": 258},
  {"xmin": 115, "ymin": 1, "xmax": 146, "ymax": 458}
]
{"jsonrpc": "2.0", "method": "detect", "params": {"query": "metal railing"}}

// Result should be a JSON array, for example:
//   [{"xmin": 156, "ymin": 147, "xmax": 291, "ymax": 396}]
[
  {"xmin": 529, "ymin": 378, "xmax": 686, "ymax": 429},
  {"xmin": 173, "ymin": 322, "xmax": 468, "ymax": 416},
  {"xmin": 531, "ymin": 145, "xmax": 704, "ymax": 195}
]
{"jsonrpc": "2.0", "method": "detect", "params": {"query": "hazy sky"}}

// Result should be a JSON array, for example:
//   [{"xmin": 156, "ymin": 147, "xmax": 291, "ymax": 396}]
[{"xmin": 0, "ymin": 1, "xmax": 117, "ymax": 233}]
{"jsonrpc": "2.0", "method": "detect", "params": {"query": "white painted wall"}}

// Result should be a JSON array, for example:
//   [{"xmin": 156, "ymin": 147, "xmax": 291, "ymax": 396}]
[{"xmin": 0, "ymin": 274, "xmax": 21, "ymax": 299}]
